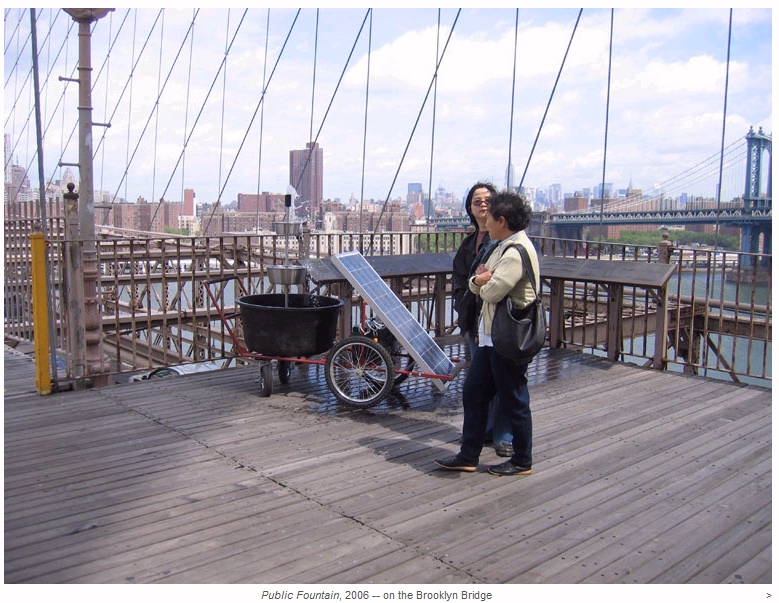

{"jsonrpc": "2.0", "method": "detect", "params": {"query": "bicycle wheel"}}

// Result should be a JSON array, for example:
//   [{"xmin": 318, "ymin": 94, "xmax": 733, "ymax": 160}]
[{"xmin": 325, "ymin": 336, "xmax": 394, "ymax": 408}]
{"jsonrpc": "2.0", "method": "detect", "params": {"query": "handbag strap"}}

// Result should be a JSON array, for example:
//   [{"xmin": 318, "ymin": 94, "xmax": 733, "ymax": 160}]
[{"xmin": 500, "ymin": 243, "xmax": 540, "ymax": 301}]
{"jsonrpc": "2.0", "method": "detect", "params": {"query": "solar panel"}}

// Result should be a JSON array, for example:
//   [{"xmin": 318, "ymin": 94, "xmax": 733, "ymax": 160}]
[{"xmin": 330, "ymin": 251, "xmax": 454, "ymax": 391}]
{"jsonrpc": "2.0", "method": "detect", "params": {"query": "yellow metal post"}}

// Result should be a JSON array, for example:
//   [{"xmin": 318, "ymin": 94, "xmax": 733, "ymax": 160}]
[{"xmin": 30, "ymin": 231, "xmax": 52, "ymax": 395}]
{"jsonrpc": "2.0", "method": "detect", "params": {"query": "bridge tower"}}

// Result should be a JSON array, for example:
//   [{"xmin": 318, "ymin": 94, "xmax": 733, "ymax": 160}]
[{"xmin": 739, "ymin": 126, "xmax": 772, "ymax": 260}]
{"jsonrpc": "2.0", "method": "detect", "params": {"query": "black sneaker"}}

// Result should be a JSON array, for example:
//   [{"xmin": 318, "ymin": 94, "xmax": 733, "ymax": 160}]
[
  {"xmin": 487, "ymin": 460, "xmax": 532, "ymax": 476},
  {"xmin": 434, "ymin": 455, "xmax": 478, "ymax": 472},
  {"xmin": 494, "ymin": 443, "xmax": 513, "ymax": 457}
]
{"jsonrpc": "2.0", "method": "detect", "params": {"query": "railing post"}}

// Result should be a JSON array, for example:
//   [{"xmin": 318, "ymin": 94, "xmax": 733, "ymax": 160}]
[
  {"xmin": 658, "ymin": 232, "xmax": 673, "ymax": 264},
  {"xmin": 548, "ymin": 277, "xmax": 565, "ymax": 348},
  {"xmin": 606, "ymin": 284, "xmax": 624, "ymax": 361},
  {"xmin": 655, "ymin": 232, "xmax": 674, "ymax": 369},
  {"xmin": 63, "ymin": 183, "xmax": 87, "ymax": 387}
]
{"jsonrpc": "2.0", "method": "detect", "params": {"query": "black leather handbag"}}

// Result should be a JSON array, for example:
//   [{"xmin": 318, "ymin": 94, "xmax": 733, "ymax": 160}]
[{"xmin": 491, "ymin": 245, "xmax": 546, "ymax": 365}]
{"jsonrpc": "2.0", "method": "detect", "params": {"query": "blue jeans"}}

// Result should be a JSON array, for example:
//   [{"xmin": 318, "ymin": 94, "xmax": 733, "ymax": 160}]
[
  {"xmin": 460, "ymin": 344, "xmax": 532, "ymax": 467},
  {"xmin": 468, "ymin": 338, "xmax": 511, "ymax": 445}
]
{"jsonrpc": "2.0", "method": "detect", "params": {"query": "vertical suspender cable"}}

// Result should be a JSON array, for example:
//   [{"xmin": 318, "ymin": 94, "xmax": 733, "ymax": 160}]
[
  {"xmin": 714, "ymin": 8, "xmax": 733, "ymax": 244},
  {"xmin": 29, "ymin": 7, "xmax": 59, "ymax": 389},
  {"xmin": 426, "ymin": 9, "xmax": 441, "ymax": 224},
  {"xmin": 310, "ymin": 8, "xmax": 319, "ymax": 143},
  {"xmin": 507, "ymin": 9, "xmax": 519, "ymax": 191},
  {"xmin": 29, "ymin": 9, "xmax": 48, "ymax": 232},
  {"xmin": 256, "ymin": 8, "xmax": 270, "ymax": 231},
  {"xmin": 151, "ymin": 10, "xmax": 165, "ymax": 205},
  {"xmin": 358, "ymin": 8, "xmax": 372, "ymax": 234},
  {"xmin": 182, "ymin": 9, "xmax": 195, "ymax": 212},
  {"xmin": 519, "ymin": 8, "xmax": 582, "ymax": 190},
  {"xmin": 124, "ymin": 9, "xmax": 137, "ymax": 207},
  {"xmin": 598, "ymin": 9, "xmax": 613, "ymax": 231},
  {"xmin": 374, "ymin": 8, "xmax": 461, "ymax": 234},
  {"xmin": 161, "ymin": 9, "xmax": 252, "ymax": 225},
  {"xmin": 206, "ymin": 8, "xmax": 301, "ymax": 230},
  {"xmin": 291, "ymin": 10, "xmax": 371, "ymax": 218},
  {"xmin": 98, "ymin": 10, "xmax": 113, "ymax": 204},
  {"xmin": 218, "ymin": 9, "xmax": 231, "ymax": 206}
]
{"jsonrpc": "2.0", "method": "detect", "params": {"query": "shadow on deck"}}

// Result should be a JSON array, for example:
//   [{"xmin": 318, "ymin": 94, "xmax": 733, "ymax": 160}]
[{"xmin": 4, "ymin": 344, "xmax": 772, "ymax": 585}]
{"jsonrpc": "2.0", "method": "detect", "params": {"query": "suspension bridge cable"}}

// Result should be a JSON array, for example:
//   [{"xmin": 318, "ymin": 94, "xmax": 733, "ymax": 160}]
[
  {"xmin": 5, "ymin": 32, "xmax": 84, "ymax": 206},
  {"xmin": 4, "ymin": 8, "xmax": 25, "ymax": 55},
  {"xmin": 4, "ymin": 18, "xmax": 75, "ymax": 175},
  {"xmin": 5, "ymin": 9, "xmax": 73, "ymax": 163},
  {"xmin": 110, "ymin": 9, "xmax": 204, "ymax": 208},
  {"xmin": 151, "ymin": 10, "xmax": 166, "ymax": 206},
  {"xmin": 563, "ymin": 142, "xmax": 746, "ymax": 214},
  {"xmin": 98, "ymin": 10, "xmax": 113, "ymax": 202},
  {"xmin": 217, "ymin": 9, "xmax": 231, "ymax": 207},
  {"xmin": 150, "ymin": 9, "xmax": 231, "ymax": 227},
  {"xmin": 201, "ymin": 9, "xmax": 301, "ymax": 234},
  {"xmin": 358, "ymin": 8, "xmax": 373, "ymax": 233},
  {"xmin": 715, "ymin": 8, "xmax": 733, "ymax": 242},
  {"xmin": 182, "ymin": 9, "xmax": 196, "ymax": 220},
  {"xmin": 59, "ymin": 13, "xmax": 70, "ymax": 183},
  {"xmin": 4, "ymin": 9, "xmax": 67, "ymax": 130},
  {"xmin": 598, "ymin": 8, "xmax": 613, "ymax": 230},
  {"xmin": 310, "ymin": 8, "xmax": 319, "ymax": 143},
  {"xmin": 644, "ymin": 139, "xmax": 742, "ymax": 193},
  {"xmin": 255, "ymin": 8, "xmax": 271, "ymax": 231},
  {"xmin": 426, "ymin": 9, "xmax": 441, "ymax": 224},
  {"xmin": 123, "ymin": 9, "xmax": 138, "ymax": 216},
  {"xmin": 93, "ymin": 8, "xmax": 161, "ymax": 163},
  {"xmin": 155, "ymin": 8, "xmax": 254, "ymax": 227},
  {"xmin": 518, "ymin": 7, "xmax": 582, "ymax": 190},
  {"xmin": 374, "ymin": 9, "xmax": 462, "ymax": 234},
  {"xmin": 30, "ymin": 8, "xmax": 48, "ymax": 230},
  {"xmin": 507, "ymin": 8, "xmax": 519, "ymax": 192},
  {"xmin": 291, "ymin": 9, "xmax": 372, "ymax": 216},
  {"xmin": 4, "ymin": 22, "xmax": 31, "ymax": 88},
  {"xmin": 91, "ymin": 9, "xmax": 133, "ymax": 156}
]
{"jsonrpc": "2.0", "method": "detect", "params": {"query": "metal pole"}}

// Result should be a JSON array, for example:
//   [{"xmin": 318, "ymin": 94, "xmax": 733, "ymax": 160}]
[
  {"xmin": 65, "ymin": 8, "xmax": 114, "ymax": 385},
  {"xmin": 30, "ymin": 231, "xmax": 52, "ymax": 395},
  {"xmin": 30, "ymin": 8, "xmax": 60, "ymax": 389},
  {"xmin": 63, "ymin": 183, "xmax": 87, "ymax": 386}
]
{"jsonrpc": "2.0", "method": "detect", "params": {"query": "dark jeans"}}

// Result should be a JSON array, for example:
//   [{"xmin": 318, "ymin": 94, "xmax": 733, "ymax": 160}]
[
  {"xmin": 460, "ymin": 344, "xmax": 532, "ymax": 467},
  {"xmin": 468, "ymin": 338, "xmax": 511, "ymax": 444}
]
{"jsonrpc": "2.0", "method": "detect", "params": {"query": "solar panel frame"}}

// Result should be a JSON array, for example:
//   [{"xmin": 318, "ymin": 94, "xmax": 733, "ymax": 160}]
[{"xmin": 330, "ymin": 251, "xmax": 454, "ymax": 391}]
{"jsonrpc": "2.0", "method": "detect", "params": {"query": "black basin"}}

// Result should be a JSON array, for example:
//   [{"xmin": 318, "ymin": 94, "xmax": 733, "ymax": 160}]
[{"xmin": 237, "ymin": 293, "xmax": 343, "ymax": 357}]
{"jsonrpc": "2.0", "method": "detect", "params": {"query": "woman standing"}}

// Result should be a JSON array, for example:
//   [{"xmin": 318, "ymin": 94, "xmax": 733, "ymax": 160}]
[
  {"xmin": 436, "ymin": 190, "xmax": 539, "ymax": 476},
  {"xmin": 452, "ymin": 183, "xmax": 511, "ymax": 456}
]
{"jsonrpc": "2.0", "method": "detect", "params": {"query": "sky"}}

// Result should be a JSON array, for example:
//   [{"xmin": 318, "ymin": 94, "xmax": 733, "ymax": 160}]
[{"xmin": 4, "ymin": 6, "xmax": 773, "ymax": 208}]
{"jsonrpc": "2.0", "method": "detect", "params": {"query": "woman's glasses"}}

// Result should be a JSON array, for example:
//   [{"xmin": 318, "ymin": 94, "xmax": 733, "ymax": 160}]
[{"xmin": 471, "ymin": 198, "xmax": 490, "ymax": 206}]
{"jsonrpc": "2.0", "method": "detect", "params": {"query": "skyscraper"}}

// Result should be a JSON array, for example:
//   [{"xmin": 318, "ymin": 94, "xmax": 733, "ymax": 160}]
[{"xmin": 289, "ymin": 142, "xmax": 323, "ymax": 220}]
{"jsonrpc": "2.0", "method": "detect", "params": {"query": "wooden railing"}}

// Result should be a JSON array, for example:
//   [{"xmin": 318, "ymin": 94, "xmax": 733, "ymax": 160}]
[{"xmin": 3, "ymin": 222, "xmax": 772, "ymax": 389}]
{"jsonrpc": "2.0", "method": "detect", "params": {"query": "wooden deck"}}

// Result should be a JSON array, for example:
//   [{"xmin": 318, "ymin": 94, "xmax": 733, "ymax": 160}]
[{"xmin": 4, "ymin": 343, "xmax": 772, "ymax": 585}]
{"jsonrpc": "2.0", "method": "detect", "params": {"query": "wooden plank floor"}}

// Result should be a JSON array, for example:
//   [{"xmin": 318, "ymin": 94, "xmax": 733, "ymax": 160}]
[{"xmin": 4, "ymin": 344, "xmax": 772, "ymax": 584}]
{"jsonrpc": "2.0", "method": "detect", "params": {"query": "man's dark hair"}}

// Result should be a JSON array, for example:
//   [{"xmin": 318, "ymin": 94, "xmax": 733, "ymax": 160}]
[{"xmin": 488, "ymin": 190, "xmax": 532, "ymax": 232}]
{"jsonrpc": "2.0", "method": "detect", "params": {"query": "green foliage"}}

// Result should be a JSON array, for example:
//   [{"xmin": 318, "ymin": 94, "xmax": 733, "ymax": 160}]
[
  {"xmin": 417, "ymin": 232, "xmax": 465, "ymax": 252},
  {"xmin": 164, "ymin": 226, "xmax": 190, "ymax": 235},
  {"xmin": 598, "ymin": 229, "xmax": 739, "ymax": 251}
]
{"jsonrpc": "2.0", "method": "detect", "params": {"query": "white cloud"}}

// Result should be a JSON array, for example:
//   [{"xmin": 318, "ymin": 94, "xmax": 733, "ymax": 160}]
[{"xmin": 5, "ymin": 7, "xmax": 771, "ymax": 205}]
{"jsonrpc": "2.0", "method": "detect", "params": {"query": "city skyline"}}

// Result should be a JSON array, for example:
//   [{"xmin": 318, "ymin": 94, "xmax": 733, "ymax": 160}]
[{"xmin": 4, "ymin": 8, "xmax": 772, "ymax": 210}]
